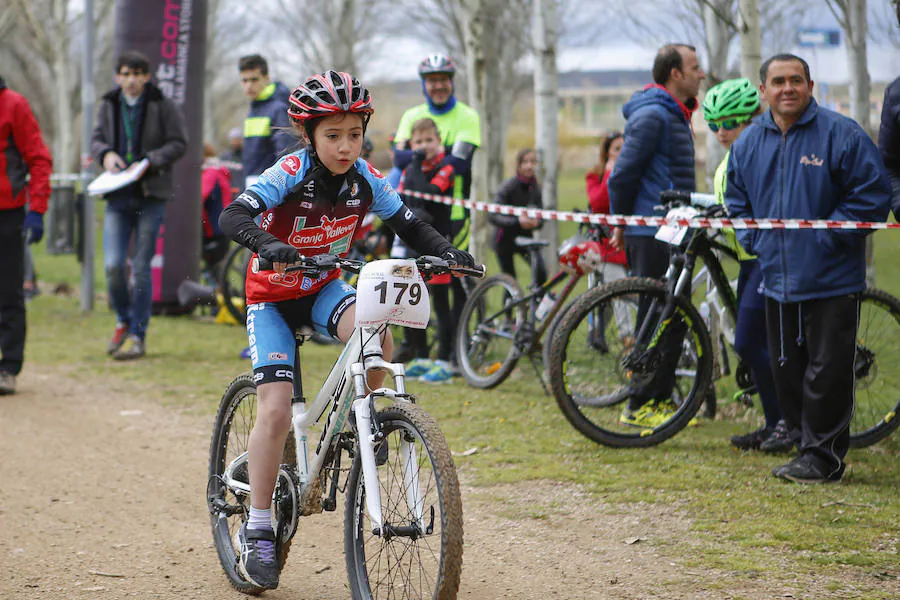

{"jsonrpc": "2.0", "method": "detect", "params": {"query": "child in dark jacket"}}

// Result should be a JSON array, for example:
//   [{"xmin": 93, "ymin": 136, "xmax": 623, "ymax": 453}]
[
  {"xmin": 391, "ymin": 118, "xmax": 457, "ymax": 380},
  {"xmin": 489, "ymin": 148, "xmax": 545, "ymax": 285}
]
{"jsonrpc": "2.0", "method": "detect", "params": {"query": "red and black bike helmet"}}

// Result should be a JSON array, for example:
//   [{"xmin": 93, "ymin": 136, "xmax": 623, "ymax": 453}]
[{"xmin": 287, "ymin": 70, "xmax": 374, "ymax": 128}]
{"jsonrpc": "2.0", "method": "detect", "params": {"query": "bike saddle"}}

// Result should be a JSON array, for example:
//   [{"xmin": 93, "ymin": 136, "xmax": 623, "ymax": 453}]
[{"xmin": 514, "ymin": 237, "xmax": 550, "ymax": 249}]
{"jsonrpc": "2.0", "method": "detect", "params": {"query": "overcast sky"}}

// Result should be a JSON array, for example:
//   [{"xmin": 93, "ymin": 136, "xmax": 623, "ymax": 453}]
[{"xmin": 361, "ymin": 1, "xmax": 898, "ymax": 85}]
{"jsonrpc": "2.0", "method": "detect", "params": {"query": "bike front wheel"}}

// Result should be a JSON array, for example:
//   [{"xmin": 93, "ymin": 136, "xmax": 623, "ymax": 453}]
[
  {"xmin": 548, "ymin": 277, "xmax": 713, "ymax": 448},
  {"xmin": 851, "ymin": 287, "xmax": 900, "ymax": 448},
  {"xmin": 344, "ymin": 402, "xmax": 463, "ymax": 600},
  {"xmin": 456, "ymin": 273, "xmax": 526, "ymax": 388}
]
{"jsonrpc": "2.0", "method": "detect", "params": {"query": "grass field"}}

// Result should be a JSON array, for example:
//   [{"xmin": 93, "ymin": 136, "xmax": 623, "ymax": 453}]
[{"xmin": 23, "ymin": 169, "xmax": 900, "ymax": 596}]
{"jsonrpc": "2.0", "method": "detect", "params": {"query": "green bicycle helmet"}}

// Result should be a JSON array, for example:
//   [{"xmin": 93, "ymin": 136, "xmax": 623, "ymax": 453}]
[{"xmin": 702, "ymin": 78, "xmax": 760, "ymax": 122}]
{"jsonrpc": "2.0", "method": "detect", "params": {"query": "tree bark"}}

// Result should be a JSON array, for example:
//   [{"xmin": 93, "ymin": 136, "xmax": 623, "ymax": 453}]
[
  {"xmin": 738, "ymin": 0, "xmax": 762, "ymax": 84},
  {"xmin": 703, "ymin": 1, "xmax": 729, "ymax": 191},
  {"xmin": 846, "ymin": 0, "xmax": 871, "ymax": 135},
  {"xmin": 460, "ymin": 0, "xmax": 488, "ymax": 261},
  {"xmin": 533, "ymin": 0, "xmax": 558, "ymax": 273}
]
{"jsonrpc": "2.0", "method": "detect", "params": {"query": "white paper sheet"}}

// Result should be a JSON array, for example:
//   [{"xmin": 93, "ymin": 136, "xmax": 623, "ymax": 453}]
[{"xmin": 87, "ymin": 159, "xmax": 150, "ymax": 196}]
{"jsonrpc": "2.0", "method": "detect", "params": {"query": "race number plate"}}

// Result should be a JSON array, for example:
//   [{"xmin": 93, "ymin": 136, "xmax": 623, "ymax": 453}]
[
  {"xmin": 654, "ymin": 206, "xmax": 699, "ymax": 246},
  {"xmin": 354, "ymin": 259, "xmax": 431, "ymax": 329}
]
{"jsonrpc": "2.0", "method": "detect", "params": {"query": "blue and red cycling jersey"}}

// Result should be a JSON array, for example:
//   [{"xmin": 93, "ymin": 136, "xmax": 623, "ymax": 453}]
[{"xmin": 240, "ymin": 150, "xmax": 404, "ymax": 304}]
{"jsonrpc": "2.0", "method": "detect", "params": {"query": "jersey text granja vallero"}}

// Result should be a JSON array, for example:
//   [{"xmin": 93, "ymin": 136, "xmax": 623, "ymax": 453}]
[{"xmin": 242, "ymin": 150, "xmax": 403, "ymax": 304}]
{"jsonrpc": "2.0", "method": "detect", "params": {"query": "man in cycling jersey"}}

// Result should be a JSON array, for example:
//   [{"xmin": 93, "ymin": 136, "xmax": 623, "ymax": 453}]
[
  {"xmin": 389, "ymin": 54, "xmax": 481, "ymax": 367},
  {"xmin": 218, "ymin": 71, "xmax": 474, "ymax": 589},
  {"xmin": 726, "ymin": 54, "xmax": 892, "ymax": 484},
  {"xmin": 702, "ymin": 78, "xmax": 789, "ymax": 453}
]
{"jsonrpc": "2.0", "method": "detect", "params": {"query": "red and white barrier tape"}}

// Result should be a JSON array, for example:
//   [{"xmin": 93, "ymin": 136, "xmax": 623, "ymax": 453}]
[{"xmin": 399, "ymin": 188, "xmax": 900, "ymax": 231}]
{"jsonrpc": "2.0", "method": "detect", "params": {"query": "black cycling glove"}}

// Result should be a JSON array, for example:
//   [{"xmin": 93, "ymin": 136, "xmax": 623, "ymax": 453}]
[
  {"xmin": 442, "ymin": 248, "xmax": 475, "ymax": 268},
  {"xmin": 258, "ymin": 238, "xmax": 299, "ymax": 264}
]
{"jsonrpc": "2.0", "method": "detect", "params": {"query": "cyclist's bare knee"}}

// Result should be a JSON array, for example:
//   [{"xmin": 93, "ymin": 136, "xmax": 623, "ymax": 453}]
[{"xmin": 256, "ymin": 381, "xmax": 293, "ymax": 435}]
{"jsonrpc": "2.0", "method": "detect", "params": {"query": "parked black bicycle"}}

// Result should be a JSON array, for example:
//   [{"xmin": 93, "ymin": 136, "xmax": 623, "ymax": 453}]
[{"xmin": 548, "ymin": 190, "xmax": 900, "ymax": 448}]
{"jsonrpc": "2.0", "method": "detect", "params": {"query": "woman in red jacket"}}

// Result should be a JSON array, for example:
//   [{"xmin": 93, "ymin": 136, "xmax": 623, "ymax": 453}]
[
  {"xmin": 586, "ymin": 131, "xmax": 627, "ymax": 268},
  {"xmin": 585, "ymin": 131, "xmax": 632, "ymax": 344}
]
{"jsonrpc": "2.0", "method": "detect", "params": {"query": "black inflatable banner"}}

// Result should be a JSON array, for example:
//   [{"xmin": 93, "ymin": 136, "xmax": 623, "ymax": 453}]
[{"xmin": 113, "ymin": 0, "xmax": 207, "ymax": 313}]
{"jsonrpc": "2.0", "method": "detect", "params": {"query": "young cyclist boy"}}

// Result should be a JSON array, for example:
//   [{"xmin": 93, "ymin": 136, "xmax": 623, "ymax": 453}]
[
  {"xmin": 391, "ymin": 118, "xmax": 457, "ymax": 380},
  {"xmin": 702, "ymin": 78, "xmax": 790, "ymax": 452},
  {"xmin": 218, "ymin": 71, "xmax": 474, "ymax": 590}
]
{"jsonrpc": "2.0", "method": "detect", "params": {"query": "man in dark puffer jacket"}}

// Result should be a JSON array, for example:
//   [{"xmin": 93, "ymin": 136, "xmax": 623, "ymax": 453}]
[
  {"xmin": 878, "ymin": 2, "xmax": 900, "ymax": 217},
  {"xmin": 608, "ymin": 44, "xmax": 705, "ymax": 428}
]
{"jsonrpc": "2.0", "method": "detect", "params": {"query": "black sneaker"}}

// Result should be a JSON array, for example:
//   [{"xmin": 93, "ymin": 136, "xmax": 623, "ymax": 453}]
[
  {"xmin": 236, "ymin": 523, "xmax": 280, "ymax": 589},
  {"xmin": 0, "ymin": 372, "xmax": 15, "ymax": 395},
  {"xmin": 759, "ymin": 420, "xmax": 795, "ymax": 454},
  {"xmin": 730, "ymin": 426, "xmax": 773, "ymax": 450},
  {"xmin": 772, "ymin": 454, "xmax": 845, "ymax": 484}
]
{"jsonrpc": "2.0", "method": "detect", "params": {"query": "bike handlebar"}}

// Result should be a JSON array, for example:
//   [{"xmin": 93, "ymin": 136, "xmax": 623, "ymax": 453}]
[
  {"xmin": 658, "ymin": 190, "xmax": 718, "ymax": 209},
  {"xmin": 256, "ymin": 254, "xmax": 487, "ymax": 280}
]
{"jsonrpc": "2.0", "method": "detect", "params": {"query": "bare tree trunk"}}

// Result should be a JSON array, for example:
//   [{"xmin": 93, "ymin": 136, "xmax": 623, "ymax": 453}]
[
  {"xmin": 533, "ymin": 0, "xmax": 558, "ymax": 273},
  {"xmin": 703, "ymin": 1, "xmax": 729, "ymax": 191},
  {"xmin": 52, "ymin": 0, "xmax": 75, "ymax": 174},
  {"xmin": 826, "ymin": 0, "xmax": 873, "ymax": 283},
  {"xmin": 460, "ymin": 0, "xmax": 488, "ymax": 261},
  {"xmin": 333, "ymin": 0, "xmax": 356, "ymax": 73},
  {"xmin": 846, "ymin": 0, "xmax": 871, "ymax": 135},
  {"xmin": 738, "ymin": 0, "xmax": 762, "ymax": 84}
]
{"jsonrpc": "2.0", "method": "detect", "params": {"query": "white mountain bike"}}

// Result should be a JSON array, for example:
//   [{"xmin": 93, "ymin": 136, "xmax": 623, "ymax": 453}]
[{"xmin": 206, "ymin": 253, "xmax": 484, "ymax": 599}]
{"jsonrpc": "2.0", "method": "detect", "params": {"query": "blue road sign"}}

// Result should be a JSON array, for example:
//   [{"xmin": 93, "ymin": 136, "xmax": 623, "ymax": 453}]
[{"xmin": 797, "ymin": 29, "xmax": 841, "ymax": 47}]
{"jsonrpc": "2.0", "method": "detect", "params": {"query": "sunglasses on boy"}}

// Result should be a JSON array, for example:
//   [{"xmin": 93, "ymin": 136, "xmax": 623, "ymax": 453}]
[{"xmin": 708, "ymin": 116, "xmax": 752, "ymax": 133}]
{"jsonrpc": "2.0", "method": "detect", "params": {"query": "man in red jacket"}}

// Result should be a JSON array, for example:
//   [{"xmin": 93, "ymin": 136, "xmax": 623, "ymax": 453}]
[{"xmin": 0, "ymin": 76, "xmax": 53, "ymax": 395}]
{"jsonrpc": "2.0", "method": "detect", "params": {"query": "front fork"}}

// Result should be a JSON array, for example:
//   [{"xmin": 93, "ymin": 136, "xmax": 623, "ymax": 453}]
[{"xmin": 349, "ymin": 334, "xmax": 424, "ymax": 537}]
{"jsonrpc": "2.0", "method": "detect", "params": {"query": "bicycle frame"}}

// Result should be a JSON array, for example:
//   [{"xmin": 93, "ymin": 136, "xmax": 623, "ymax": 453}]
[
  {"xmin": 220, "ymin": 324, "xmax": 420, "ymax": 537},
  {"xmin": 492, "ymin": 270, "xmax": 584, "ymax": 346}
]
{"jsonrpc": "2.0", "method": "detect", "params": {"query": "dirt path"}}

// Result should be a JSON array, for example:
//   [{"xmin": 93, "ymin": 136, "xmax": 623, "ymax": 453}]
[{"xmin": 0, "ymin": 367, "xmax": 854, "ymax": 599}]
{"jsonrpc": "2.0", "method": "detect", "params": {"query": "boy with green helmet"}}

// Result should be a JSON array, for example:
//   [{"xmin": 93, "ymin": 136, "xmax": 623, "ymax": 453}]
[{"xmin": 703, "ymin": 78, "xmax": 790, "ymax": 453}]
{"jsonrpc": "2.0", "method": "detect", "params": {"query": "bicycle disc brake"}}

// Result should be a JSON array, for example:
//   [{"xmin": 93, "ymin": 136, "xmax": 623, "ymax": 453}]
[
  {"xmin": 735, "ymin": 361, "xmax": 754, "ymax": 390},
  {"xmin": 854, "ymin": 344, "xmax": 875, "ymax": 387},
  {"xmin": 621, "ymin": 345, "xmax": 660, "ymax": 386}
]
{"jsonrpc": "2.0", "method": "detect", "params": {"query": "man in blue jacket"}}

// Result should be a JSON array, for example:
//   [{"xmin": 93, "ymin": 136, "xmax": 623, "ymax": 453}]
[
  {"xmin": 239, "ymin": 55, "xmax": 293, "ymax": 187},
  {"xmin": 726, "ymin": 54, "xmax": 892, "ymax": 484},
  {"xmin": 877, "ymin": 3, "xmax": 900, "ymax": 216},
  {"xmin": 608, "ymin": 43, "xmax": 705, "ymax": 427}
]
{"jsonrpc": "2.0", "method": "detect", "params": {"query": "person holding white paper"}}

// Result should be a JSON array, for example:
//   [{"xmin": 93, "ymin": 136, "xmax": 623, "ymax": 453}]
[{"xmin": 90, "ymin": 50, "xmax": 187, "ymax": 360}]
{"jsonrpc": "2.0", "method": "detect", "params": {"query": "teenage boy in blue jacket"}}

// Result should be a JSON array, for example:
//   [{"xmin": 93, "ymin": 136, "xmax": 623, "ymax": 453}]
[
  {"xmin": 238, "ymin": 54, "xmax": 293, "ymax": 187},
  {"xmin": 726, "ymin": 54, "xmax": 892, "ymax": 484}
]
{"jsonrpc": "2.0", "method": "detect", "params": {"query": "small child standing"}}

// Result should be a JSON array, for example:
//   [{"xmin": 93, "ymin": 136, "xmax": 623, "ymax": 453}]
[{"xmin": 392, "ymin": 118, "xmax": 456, "ymax": 381}]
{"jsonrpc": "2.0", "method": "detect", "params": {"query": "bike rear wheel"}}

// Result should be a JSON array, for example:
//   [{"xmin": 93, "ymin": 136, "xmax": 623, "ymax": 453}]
[
  {"xmin": 456, "ymin": 274, "xmax": 526, "ymax": 388},
  {"xmin": 850, "ymin": 287, "xmax": 900, "ymax": 448},
  {"xmin": 548, "ymin": 277, "xmax": 713, "ymax": 448},
  {"xmin": 344, "ymin": 402, "xmax": 463, "ymax": 600},
  {"xmin": 207, "ymin": 374, "xmax": 296, "ymax": 594}
]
